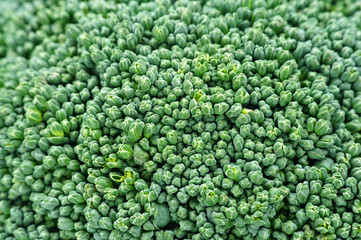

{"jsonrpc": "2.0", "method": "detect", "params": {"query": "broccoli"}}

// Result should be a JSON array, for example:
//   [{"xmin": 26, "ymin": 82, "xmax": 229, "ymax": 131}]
[{"xmin": 1, "ymin": 0, "xmax": 361, "ymax": 239}]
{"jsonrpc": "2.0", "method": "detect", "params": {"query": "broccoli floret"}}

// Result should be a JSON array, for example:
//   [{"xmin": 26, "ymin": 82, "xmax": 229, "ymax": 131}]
[{"xmin": 1, "ymin": 0, "xmax": 361, "ymax": 239}]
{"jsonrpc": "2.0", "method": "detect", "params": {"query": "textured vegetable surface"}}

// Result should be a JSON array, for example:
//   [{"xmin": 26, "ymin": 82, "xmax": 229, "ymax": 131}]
[{"xmin": 1, "ymin": 0, "xmax": 361, "ymax": 239}]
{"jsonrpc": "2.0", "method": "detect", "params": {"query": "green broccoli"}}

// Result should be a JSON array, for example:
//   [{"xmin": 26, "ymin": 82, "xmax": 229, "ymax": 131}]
[{"xmin": 1, "ymin": 0, "xmax": 361, "ymax": 239}]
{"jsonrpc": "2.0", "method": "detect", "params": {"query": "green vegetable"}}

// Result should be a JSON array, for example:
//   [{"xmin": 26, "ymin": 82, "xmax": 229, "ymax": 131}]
[{"xmin": 1, "ymin": 0, "xmax": 361, "ymax": 239}]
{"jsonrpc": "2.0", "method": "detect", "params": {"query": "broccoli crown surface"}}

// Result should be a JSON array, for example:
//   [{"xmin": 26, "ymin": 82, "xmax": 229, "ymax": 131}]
[{"xmin": 1, "ymin": 0, "xmax": 361, "ymax": 239}]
